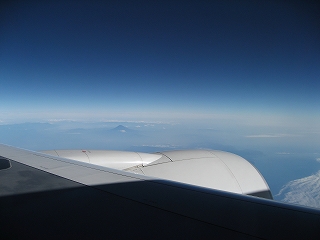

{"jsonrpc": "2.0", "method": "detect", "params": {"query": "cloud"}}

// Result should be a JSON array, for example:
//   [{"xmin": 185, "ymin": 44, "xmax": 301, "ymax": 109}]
[
  {"xmin": 245, "ymin": 133, "xmax": 295, "ymax": 138},
  {"xmin": 316, "ymin": 158, "xmax": 320, "ymax": 163},
  {"xmin": 245, "ymin": 134, "xmax": 281, "ymax": 138},
  {"xmin": 100, "ymin": 120, "xmax": 169, "ymax": 124},
  {"xmin": 141, "ymin": 144, "xmax": 178, "ymax": 148},
  {"xmin": 48, "ymin": 119, "xmax": 76, "ymax": 122},
  {"xmin": 276, "ymin": 170, "xmax": 320, "ymax": 209}
]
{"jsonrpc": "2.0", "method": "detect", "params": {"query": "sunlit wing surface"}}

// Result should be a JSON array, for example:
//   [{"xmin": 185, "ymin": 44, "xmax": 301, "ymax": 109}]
[
  {"xmin": 1, "ymin": 143, "xmax": 320, "ymax": 239},
  {"xmin": 42, "ymin": 149, "xmax": 272, "ymax": 199}
]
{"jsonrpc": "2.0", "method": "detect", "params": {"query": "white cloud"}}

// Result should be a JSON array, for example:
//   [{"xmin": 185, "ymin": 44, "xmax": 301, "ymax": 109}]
[
  {"xmin": 276, "ymin": 171, "xmax": 320, "ymax": 209},
  {"xmin": 141, "ymin": 144, "xmax": 178, "ymax": 148},
  {"xmin": 316, "ymin": 158, "xmax": 320, "ymax": 163},
  {"xmin": 246, "ymin": 134, "xmax": 281, "ymax": 138},
  {"xmin": 245, "ymin": 133, "xmax": 295, "ymax": 138},
  {"xmin": 48, "ymin": 119, "xmax": 76, "ymax": 122}
]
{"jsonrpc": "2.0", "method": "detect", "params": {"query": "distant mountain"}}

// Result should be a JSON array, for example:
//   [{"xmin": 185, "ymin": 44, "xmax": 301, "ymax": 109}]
[
  {"xmin": 110, "ymin": 125, "xmax": 133, "ymax": 133},
  {"xmin": 63, "ymin": 125, "xmax": 134, "ymax": 135}
]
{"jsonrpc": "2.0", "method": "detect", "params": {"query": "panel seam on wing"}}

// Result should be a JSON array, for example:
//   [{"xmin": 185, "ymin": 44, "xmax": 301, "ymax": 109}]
[
  {"xmin": 157, "ymin": 152, "xmax": 174, "ymax": 162},
  {"xmin": 208, "ymin": 151, "xmax": 244, "ymax": 194}
]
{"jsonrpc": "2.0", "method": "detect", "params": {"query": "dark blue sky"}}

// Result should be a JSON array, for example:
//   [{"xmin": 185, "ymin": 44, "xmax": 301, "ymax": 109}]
[{"xmin": 1, "ymin": 0, "xmax": 319, "ymax": 122}]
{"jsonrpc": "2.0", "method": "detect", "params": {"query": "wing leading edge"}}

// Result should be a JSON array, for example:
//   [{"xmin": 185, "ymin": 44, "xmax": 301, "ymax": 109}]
[{"xmin": 1, "ymin": 143, "xmax": 320, "ymax": 239}]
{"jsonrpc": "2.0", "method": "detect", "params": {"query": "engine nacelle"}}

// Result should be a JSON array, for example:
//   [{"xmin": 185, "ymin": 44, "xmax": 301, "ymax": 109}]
[{"xmin": 42, "ymin": 149, "xmax": 272, "ymax": 199}]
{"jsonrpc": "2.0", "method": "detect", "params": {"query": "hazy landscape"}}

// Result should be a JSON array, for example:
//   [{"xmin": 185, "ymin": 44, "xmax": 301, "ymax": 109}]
[{"xmin": 1, "ymin": 120, "xmax": 319, "ymax": 208}]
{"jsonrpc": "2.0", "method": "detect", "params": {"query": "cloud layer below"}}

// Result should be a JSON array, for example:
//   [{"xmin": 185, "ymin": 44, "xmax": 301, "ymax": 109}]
[{"xmin": 276, "ymin": 170, "xmax": 320, "ymax": 209}]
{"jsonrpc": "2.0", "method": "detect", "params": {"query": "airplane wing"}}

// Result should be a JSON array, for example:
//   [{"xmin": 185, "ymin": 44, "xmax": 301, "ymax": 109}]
[{"xmin": 1, "ymin": 143, "xmax": 320, "ymax": 239}]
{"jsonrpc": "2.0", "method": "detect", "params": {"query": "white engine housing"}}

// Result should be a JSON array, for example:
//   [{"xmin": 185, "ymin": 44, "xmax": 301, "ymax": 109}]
[{"xmin": 41, "ymin": 149, "xmax": 272, "ymax": 199}]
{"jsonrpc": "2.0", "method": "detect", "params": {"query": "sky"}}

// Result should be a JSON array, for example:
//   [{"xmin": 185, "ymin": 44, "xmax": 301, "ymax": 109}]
[
  {"xmin": 0, "ymin": 0, "xmax": 320, "ymax": 208},
  {"xmin": 1, "ymin": 0, "xmax": 319, "ymax": 123}
]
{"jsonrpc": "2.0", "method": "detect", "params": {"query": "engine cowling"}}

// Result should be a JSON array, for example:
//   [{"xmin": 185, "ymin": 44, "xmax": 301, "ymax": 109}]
[{"xmin": 41, "ymin": 149, "xmax": 272, "ymax": 199}]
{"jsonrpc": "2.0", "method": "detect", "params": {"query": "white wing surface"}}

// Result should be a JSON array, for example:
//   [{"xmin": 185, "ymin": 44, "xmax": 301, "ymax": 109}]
[{"xmin": 42, "ymin": 149, "xmax": 272, "ymax": 199}]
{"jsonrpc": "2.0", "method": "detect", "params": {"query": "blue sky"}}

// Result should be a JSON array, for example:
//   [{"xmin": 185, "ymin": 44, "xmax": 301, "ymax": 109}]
[{"xmin": 1, "ymin": 0, "xmax": 319, "ymax": 123}]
